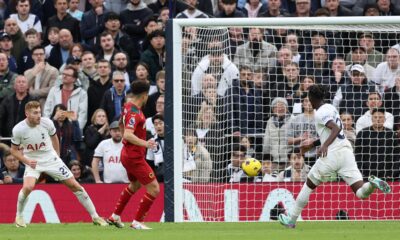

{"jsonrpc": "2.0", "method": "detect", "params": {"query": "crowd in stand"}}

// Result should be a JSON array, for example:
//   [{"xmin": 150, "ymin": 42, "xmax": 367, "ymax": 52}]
[{"xmin": 0, "ymin": 0, "xmax": 399, "ymax": 185}]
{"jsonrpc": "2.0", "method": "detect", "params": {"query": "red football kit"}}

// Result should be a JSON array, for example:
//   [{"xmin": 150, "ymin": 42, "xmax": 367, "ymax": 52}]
[{"xmin": 120, "ymin": 102, "xmax": 155, "ymax": 185}]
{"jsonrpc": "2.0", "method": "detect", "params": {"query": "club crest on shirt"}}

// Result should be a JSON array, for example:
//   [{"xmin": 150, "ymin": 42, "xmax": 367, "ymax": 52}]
[{"xmin": 128, "ymin": 117, "xmax": 135, "ymax": 128}]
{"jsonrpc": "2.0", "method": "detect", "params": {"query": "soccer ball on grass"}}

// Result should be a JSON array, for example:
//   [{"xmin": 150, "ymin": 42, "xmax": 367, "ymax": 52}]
[{"xmin": 241, "ymin": 158, "xmax": 262, "ymax": 177}]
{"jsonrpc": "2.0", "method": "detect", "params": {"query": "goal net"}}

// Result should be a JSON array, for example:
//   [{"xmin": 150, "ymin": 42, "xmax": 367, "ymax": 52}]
[{"xmin": 165, "ymin": 17, "xmax": 400, "ymax": 222}]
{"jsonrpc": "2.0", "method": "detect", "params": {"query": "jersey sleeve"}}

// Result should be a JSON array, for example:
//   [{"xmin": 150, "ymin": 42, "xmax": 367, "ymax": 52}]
[
  {"xmin": 316, "ymin": 107, "xmax": 335, "ymax": 126},
  {"xmin": 11, "ymin": 127, "xmax": 21, "ymax": 146},
  {"xmin": 42, "ymin": 118, "xmax": 57, "ymax": 136},
  {"xmin": 93, "ymin": 141, "xmax": 105, "ymax": 158},
  {"xmin": 123, "ymin": 111, "xmax": 140, "ymax": 132}
]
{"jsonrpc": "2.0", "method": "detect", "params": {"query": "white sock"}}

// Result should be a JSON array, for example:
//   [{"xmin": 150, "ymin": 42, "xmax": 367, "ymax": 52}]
[
  {"xmin": 356, "ymin": 182, "xmax": 375, "ymax": 199},
  {"xmin": 111, "ymin": 213, "xmax": 120, "ymax": 220},
  {"xmin": 74, "ymin": 188, "xmax": 99, "ymax": 218},
  {"xmin": 16, "ymin": 190, "xmax": 28, "ymax": 217},
  {"xmin": 290, "ymin": 183, "xmax": 313, "ymax": 222}
]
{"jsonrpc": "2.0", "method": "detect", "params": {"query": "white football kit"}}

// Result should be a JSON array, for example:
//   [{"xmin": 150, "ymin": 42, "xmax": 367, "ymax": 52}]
[
  {"xmin": 308, "ymin": 104, "xmax": 363, "ymax": 186},
  {"xmin": 11, "ymin": 118, "xmax": 73, "ymax": 181}
]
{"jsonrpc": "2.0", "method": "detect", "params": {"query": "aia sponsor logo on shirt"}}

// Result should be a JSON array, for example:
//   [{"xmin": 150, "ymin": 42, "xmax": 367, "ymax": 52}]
[
  {"xmin": 107, "ymin": 156, "xmax": 121, "ymax": 163},
  {"xmin": 26, "ymin": 142, "xmax": 46, "ymax": 151}
]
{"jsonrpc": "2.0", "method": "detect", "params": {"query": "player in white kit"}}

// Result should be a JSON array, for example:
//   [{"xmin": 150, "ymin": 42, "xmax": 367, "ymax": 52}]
[
  {"xmin": 279, "ymin": 85, "xmax": 391, "ymax": 228},
  {"xmin": 10, "ymin": 101, "xmax": 107, "ymax": 227}
]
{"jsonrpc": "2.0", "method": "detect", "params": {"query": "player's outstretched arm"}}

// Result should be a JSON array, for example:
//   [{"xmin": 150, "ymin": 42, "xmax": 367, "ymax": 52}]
[
  {"xmin": 318, "ymin": 120, "xmax": 341, "ymax": 157},
  {"xmin": 10, "ymin": 144, "xmax": 37, "ymax": 169},
  {"xmin": 50, "ymin": 134, "xmax": 60, "ymax": 156}
]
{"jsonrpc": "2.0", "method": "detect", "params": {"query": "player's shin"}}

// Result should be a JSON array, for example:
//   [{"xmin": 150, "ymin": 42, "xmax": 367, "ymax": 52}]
[
  {"xmin": 134, "ymin": 192, "xmax": 156, "ymax": 222},
  {"xmin": 290, "ymin": 183, "xmax": 314, "ymax": 222},
  {"xmin": 113, "ymin": 186, "xmax": 135, "ymax": 216},
  {"xmin": 16, "ymin": 189, "xmax": 28, "ymax": 217},
  {"xmin": 356, "ymin": 182, "xmax": 375, "ymax": 199},
  {"xmin": 74, "ymin": 187, "xmax": 99, "ymax": 218}
]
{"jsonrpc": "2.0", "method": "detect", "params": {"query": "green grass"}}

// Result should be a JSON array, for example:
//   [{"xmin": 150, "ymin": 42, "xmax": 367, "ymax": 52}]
[{"xmin": 1, "ymin": 221, "xmax": 400, "ymax": 240}]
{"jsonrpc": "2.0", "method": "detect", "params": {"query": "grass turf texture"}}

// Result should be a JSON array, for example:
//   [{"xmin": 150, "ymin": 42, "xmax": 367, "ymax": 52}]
[{"xmin": 1, "ymin": 221, "xmax": 399, "ymax": 240}]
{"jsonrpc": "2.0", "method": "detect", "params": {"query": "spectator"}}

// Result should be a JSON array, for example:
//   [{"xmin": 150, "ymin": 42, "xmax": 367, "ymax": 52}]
[
  {"xmin": 25, "ymin": 46, "xmax": 58, "ymax": 109},
  {"xmin": 258, "ymin": 0, "xmax": 289, "ymax": 17},
  {"xmin": 92, "ymin": 120, "xmax": 128, "ymax": 183},
  {"xmin": 84, "ymin": 108, "xmax": 109, "ymax": 167},
  {"xmin": 295, "ymin": 75, "xmax": 315, "ymax": 102},
  {"xmin": 376, "ymin": 0, "xmax": 397, "ymax": 15},
  {"xmin": 132, "ymin": 62, "xmax": 157, "ymax": 94},
  {"xmin": 48, "ymin": 29, "xmax": 74, "ymax": 70},
  {"xmin": 51, "ymin": 103, "xmax": 82, "ymax": 165},
  {"xmin": 258, "ymin": 159, "xmax": 278, "ymax": 182},
  {"xmin": 292, "ymin": 0, "xmax": 312, "ymax": 17},
  {"xmin": 100, "ymin": 71, "xmax": 128, "ymax": 123},
  {"xmin": 302, "ymin": 46, "xmax": 331, "ymax": 84},
  {"xmin": 345, "ymin": 47, "xmax": 376, "ymax": 80},
  {"xmin": 218, "ymin": 0, "xmax": 246, "ymax": 17},
  {"xmin": 269, "ymin": 46, "xmax": 293, "ymax": 83},
  {"xmin": 0, "ymin": 143, "xmax": 10, "ymax": 169},
  {"xmin": 277, "ymin": 148, "xmax": 310, "ymax": 182},
  {"xmin": 81, "ymin": 0, "xmax": 109, "ymax": 50},
  {"xmin": 47, "ymin": 0, "xmax": 81, "ymax": 42},
  {"xmin": 191, "ymin": 46, "xmax": 239, "ymax": 96},
  {"xmin": 183, "ymin": 127, "xmax": 212, "ymax": 183},
  {"xmin": 139, "ymin": 30, "xmax": 165, "ymax": 84},
  {"xmin": 87, "ymin": 59, "xmax": 112, "ymax": 122},
  {"xmin": 67, "ymin": 0, "xmax": 84, "ymax": 21},
  {"xmin": 157, "ymin": 7, "xmax": 170, "ymax": 29},
  {"xmin": 383, "ymin": 74, "xmax": 400, "ymax": 123},
  {"xmin": 355, "ymin": 108, "xmax": 400, "ymax": 181},
  {"xmin": 286, "ymin": 96, "xmax": 318, "ymax": 165},
  {"xmin": 112, "ymin": 52, "xmax": 134, "ymax": 86},
  {"xmin": 346, "ymin": 32, "xmax": 384, "ymax": 68},
  {"xmin": 225, "ymin": 144, "xmax": 248, "ymax": 183},
  {"xmin": 333, "ymin": 64, "xmax": 377, "ymax": 120},
  {"xmin": 356, "ymin": 91, "xmax": 393, "ymax": 133},
  {"xmin": 176, "ymin": 0, "xmax": 208, "ymax": 18},
  {"xmin": 233, "ymin": 27, "xmax": 277, "ymax": 73},
  {"xmin": 4, "ymin": 18, "xmax": 27, "ymax": 61},
  {"xmin": 105, "ymin": 0, "xmax": 128, "ymax": 14},
  {"xmin": 340, "ymin": 111, "xmax": 356, "ymax": 147},
  {"xmin": 145, "ymin": 94, "xmax": 164, "ymax": 136},
  {"xmin": 373, "ymin": 48, "xmax": 400, "ymax": 91},
  {"xmin": 143, "ymin": 70, "xmax": 165, "ymax": 118},
  {"xmin": 148, "ymin": 0, "xmax": 186, "ymax": 17},
  {"xmin": 322, "ymin": 57, "xmax": 350, "ymax": 101},
  {"xmin": 10, "ymin": 0, "xmax": 42, "ymax": 34},
  {"xmin": 96, "ymin": 31, "xmax": 118, "ymax": 63},
  {"xmin": 226, "ymin": 65, "xmax": 264, "ymax": 134},
  {"xmin": 68, "ymin": 160, "xmax": 95, "ymax": 183},
  {"xmin": 241, "ymin": 136, "xmax": 256, "ymax": 157},
  {"xmin": 363, "ymin": 3, "xmax": 380, "ymax": 16},
  {"xmin": 0, "ymin": 75, "xmax": 35, "ymax": 138},
  {"xmin": 323, "ymin": 0, "xmax": 352, "ymax": 16},
  {"xmin": 44, "ymin": 65, "xmax": 88, "ymax": 130},
  {"xmin": 0, "ymin": 151, "xmax": 25, "ymax": 184},
  {"xmin": 44, "ymin": 27, "xmax": 60, "ymax": 59},
  {"xmin": 146, "ymin": 114, "xmax": 165, "ymax": 182},
  {"xmin": 81, "ymin": 51, "xmax": 98, "ymax": 83},
  {"xmin": 0, "ymin": 32, "xmax": 18, "ymax": 73},
  {"xmin": 262, "ymin": 97, "xmax": 293, "ymax": 171},
  {"xmin": 17, "ymin": 29, "xmax": 41, "ymax": 74},
  {"xmin": 0, "ymin": 52, "xmax": 17, "ymax": 104},
  {"xmin": 285, "ymin": 33, "xmax": 301, "ymax": 64},
  {"xmin": 120, "ymin": 0, "xmax": 153, "ymax": 57}
]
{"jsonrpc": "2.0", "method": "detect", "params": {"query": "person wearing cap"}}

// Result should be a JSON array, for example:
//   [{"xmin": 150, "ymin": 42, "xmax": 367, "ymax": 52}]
[
  {"xmin": 80, "ymin": 0, "xmax": 109, "ymax": 50},
  {"xmin": 345, "ymin": 32, "xmax": 384, "ymax": 68},
  {"xmin": 139, "ymin": 29, "xmax": 165, "ymax": 83},
  {"xmin": 355, "ymin": 91, "xmax": 393, "ymax": 134},
  {"xmin": 345, "ymin": 47, "xmax": 376, "ymax": 80},
  {"xmin": 0, "ymin": 32, "xmax": 18, "ymax": 73},
  {"xmin": 373, "ymin": 48, "xmax": 400, "ymax": 91},
  {"xmin": 100, "ymin": 70, "xmax": 129, "ymax": 123},
  {"xmin": 262, "ymin": 97, "xmax": 294, "ymax": 172},
  {"xmin": 146, "ymin": 114, "xmax": 165, "ymax": 182},
  {"xmin": 10, "ymin": 0, "xmax": 42, "ymax": 34},
  {"xmin": 24, "ymin": 46, "xmax": 58, "ymax": 110},
  {"xmin": 333, "ymin": 64, "xmax": 378, "ymax": 121},
  {"xmin": 92, "ymin": 120, "xmax": 128, "ymax": 183}
]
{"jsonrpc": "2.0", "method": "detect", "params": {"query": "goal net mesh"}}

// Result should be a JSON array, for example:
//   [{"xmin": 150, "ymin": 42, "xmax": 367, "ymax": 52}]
[{"xmin": 177, "ymin": 21, "xmax": 400, "ymax": 221}]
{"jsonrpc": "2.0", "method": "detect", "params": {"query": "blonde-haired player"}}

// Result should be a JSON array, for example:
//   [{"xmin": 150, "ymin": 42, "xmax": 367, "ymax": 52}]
[{"xmin": 10, "ymin": 101, "xmax": 107, "ymax": 227}]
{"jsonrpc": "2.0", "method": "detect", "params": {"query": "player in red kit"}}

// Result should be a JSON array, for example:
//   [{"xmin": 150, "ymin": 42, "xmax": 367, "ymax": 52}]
[{"xmin": 107, "ymin": 81, "xmax": 159, "ymax": 230}]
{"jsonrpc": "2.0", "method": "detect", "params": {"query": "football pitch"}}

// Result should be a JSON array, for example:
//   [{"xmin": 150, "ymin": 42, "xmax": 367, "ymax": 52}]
[{"xmin": 1, "ymin": 221, "xmax": 400, "ymax": 240}]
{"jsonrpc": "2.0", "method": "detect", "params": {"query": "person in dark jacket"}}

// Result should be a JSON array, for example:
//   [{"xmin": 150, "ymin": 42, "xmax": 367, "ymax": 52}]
[
  {"xmin": 4, "ymin": 18, "xmax": 27, "ymax": 61},
  {"xmin": 0, "ymin": 52, "xmax": 17, "ymax": 104},
  {"xmin": 68, "ymin": 160, "xmax": 95, "ymax": 183},
  {"xmin": 139, "ymin": 30, "xmax": 165, "ymax": 83},
  {"xmin": 355, "ymin": 108, "xmax": 400, "ymax": 181},
  {"xmin": 0, "ymin": 75, "xmax": 36, "ymax": 138},
  {"xmin": 384, "ymin": 75, "xmax": 400, "ymax": 125},
  {"xmin": 84, "ymin": 108, "xmax": 110, "ymax": 167},
  {"xmin": 48, "ymin": 29, "xmax": 74, "ymax": 70},
  {"xmin": 0, "ymin": 151, "xmax": 25, "ymax": 184},
  {"xmin": 218, "ymin": 0, "xmax": 246, "ymax": 18},
  {"xmin": 99, "ymin": 71, "xmax": 128, "ymax": 123},
  {"xmin": 80, "ymin": 0, "xmax": 110, "ymax": 50}
]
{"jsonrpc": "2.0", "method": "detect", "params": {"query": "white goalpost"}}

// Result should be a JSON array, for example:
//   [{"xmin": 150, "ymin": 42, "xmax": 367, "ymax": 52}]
[{"xmin": 165, "ymin": 16, "xmax": 400, "ymax": 222}]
